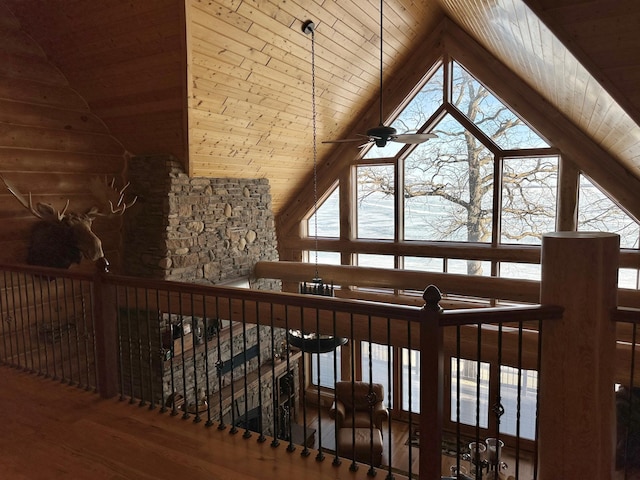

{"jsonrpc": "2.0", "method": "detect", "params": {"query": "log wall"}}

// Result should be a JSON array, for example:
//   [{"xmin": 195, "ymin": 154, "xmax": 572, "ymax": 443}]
[{"xmin": 0, "ymin": 2, "xmax": 128, "ymax": 270}]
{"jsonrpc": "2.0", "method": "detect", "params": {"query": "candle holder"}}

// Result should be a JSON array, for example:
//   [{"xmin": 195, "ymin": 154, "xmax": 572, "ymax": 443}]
[{"xmin": 460, "ymin": 439, "xmax": 508, "ymax": 479}]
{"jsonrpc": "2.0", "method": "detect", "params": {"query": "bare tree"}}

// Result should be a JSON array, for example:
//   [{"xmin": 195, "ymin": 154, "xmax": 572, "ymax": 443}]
[{"xmin": 357, "ymin": 64, "xmax": 557, "ymax": 274}]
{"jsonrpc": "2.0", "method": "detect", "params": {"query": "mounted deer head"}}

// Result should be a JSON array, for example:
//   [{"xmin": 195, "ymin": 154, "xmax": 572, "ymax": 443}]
[{"xmin": 1, "ymin": 175, "xmax": 137, "ymax": 268}]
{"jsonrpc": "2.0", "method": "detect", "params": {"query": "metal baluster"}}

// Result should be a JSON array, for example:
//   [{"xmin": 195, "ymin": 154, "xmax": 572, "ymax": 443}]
[
  {"xmin": 228, "ymin": 297, "xmax": 237, "ymax": 433},
  {"xmin": 407, "ymin": 318, "xmax": 414, "ymax": 479},
  {"xmin": 135, "ymin": 288, "xmax": 145, "ymax": 407},
  {"xmin": 18, "ymin": 273, "xmax": 31, "ymax": 371},
  {"xmin": 474, "ymin": 320, "xmax": 483, "ymax": 478},
  {"xmin": 125, "ymin": 289, "xmax": 136, "ymax": 403},
  {"xmin": 366, "ymin": 314, "xmax": 376, "ymax": 477},
  {"xmin": 167, "ymin": 291, "xmax": 178, "ymax": 416},
  {"xmin": 157, "ymin": 288, "xmax": 167, "ymax": 413},
  {"xmin": 533, "ymin": 319, "xmax": 543, "ymax": 480},
  {"xmin": 8, "ymin": 272, "xmax": 21, "ymax": 368},
  {"xmin": 144, "ymin": 289, "xmax": 154, "ymax": 409},
  {"xmin": 203, "ymin": 295, "xmax": 213, "ymax": 427},
  {"xmin": 299, "ymin": 305, "xmax": 308, "ymax": 456},
  {"xmin": 285, "ymin": 306, "xmax": 294, "ymax": 452},
  {"xmin": 215, "ymin": 297, "xmax": 225, "ymax": 430},
  {"xmin": 332, "ymin": 310, "xmax": 341, "ymax": 466},
  {"xmin": 384, "ymin": 316, "xmax": 393, "ymax": 479},
  {"xmin": 255, "ymin": 300, "xmax": 266, "ymax": 443},
  {"xmin": 349, "ymin": 312, "xmax": 357, "ymax": 472},
  {"xmin": 270, "ymin": 302, "xmax": 279, "ymax": 447},
  {"xmin": 3, "ymin": 271, "xmax": 16, "ymax": 367},
  {"xmin": 514, "ymin": 320, "xmax": 525, "ymax": 478},
  {"xmin": 625, "ymin": 320, "xmax": 637, "ymax": 479},
  {"xmin": 115, "ymin": 287, "xmax": 125, "ymax": 400},
  {"xmin": 62, "ymin": 277, "xmax": 73, "ymax": 384},
  {"xmin": 455, "ymin": 323, "xmax": 462, "ymax": 478},
  {"xmin": 0, "ymin": 271, "xmax": 8, "ymax": 366},
  {"xmin": 315, "ymin": 308, "xmax": 324, "ymax": 462},
  {"xmin": 192, "ymin": 294, "xmax": 201, "ymax": 424},
  {"xmin": 70, "ymin": 279, "xmax": 82, "ymax": 386},
  {"xmin": 493, "ymin": 318, "xmax": 506, "ymax": 478},
  {"xmin": 241, "ymin": 299, "xmax": 251, "ymax": 437},
  {"xmin": 45, "ymin": 277, "xmax": 57, "ymax": 378},
  {"xmin": 29, "ymin": 274, "xmax": 43, "ymax": 375},
  {"xmin": 88, "ymin": 280, "xmax": 99, "ymax": 392},
  {"xmin": 178, "ymin": 295, "xmax": 189, "ymax": 420},
  {"xmin": 54, "ymin": 278, "xmax": 68, "ymax": 382}
]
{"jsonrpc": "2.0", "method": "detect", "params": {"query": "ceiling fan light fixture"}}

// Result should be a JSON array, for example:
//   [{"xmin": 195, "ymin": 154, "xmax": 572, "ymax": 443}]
[
  {"xmin": 366, "ymin": 124, "xmax": 397, "ymax": 147},
  {"xmin": 322, "ymin": 0, "xmax": 435, "ymax": 148}
]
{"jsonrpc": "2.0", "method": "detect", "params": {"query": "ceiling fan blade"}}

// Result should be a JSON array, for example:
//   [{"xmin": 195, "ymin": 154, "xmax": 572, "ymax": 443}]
[
  {"xmin": 322, "ymin": 138, "xmax": 364, "ymax": 144},
  {"xmin": 391, "ymin": 133, "xmax": 438, "ymax": 144}
]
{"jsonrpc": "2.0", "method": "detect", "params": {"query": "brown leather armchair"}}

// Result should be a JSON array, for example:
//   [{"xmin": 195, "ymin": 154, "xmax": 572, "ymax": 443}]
[{"xmin": 330, "ymin": 381, "xmax": 389, "ymax": 433}]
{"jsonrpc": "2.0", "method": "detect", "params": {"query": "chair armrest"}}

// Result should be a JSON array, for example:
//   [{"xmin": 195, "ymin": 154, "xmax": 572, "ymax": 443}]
[
  {"xmin": 372, "ymin": 402, "xmax": 389, "ymax": 429},
  {"xmin": 329, "ymin": 400, "xmax": 346, "ymax": 422}
]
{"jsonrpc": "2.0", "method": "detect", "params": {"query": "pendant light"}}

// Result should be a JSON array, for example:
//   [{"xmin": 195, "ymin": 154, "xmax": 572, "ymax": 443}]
[{"xmin": 288, "ymin": 20, "xmax": 347, "ymax": 354}]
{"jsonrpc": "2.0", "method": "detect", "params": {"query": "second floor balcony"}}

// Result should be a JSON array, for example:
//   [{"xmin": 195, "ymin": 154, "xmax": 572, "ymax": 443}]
[{"xmin": 0, "ymin": 232, "xmax": 639, "ymax": 480}]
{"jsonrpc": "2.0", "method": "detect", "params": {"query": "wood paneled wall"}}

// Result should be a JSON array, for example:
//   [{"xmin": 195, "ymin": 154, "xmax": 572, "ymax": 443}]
[
  {"xmin": 3, "ymin": 0, "xmax": 187, "ymax": 165},
  {"xmin": 0, "ymin": 2, "xmax": 127, "ymax": 270}
]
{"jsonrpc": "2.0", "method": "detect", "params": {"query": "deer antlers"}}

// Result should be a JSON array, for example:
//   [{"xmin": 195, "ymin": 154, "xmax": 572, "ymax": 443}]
[
  {"xmin": 1, "ymin": 174, "xmax": 137, "ymax": 221},
  {"xmin": 89, "ymin": 176, "xmax": 137, "ymax": 215},
  {"xmin": 0, "ymin": 174, "xmax": 69, "ymax": 222}
]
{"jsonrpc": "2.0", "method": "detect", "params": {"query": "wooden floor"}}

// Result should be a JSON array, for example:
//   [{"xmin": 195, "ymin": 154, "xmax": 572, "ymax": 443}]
[{"xmin": 0, "ymin": 367, "xmax": 412, "ymax": 480}]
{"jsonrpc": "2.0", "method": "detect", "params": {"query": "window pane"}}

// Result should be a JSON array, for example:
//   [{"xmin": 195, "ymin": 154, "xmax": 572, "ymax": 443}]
[
  {"xmin": 404, "ymin": 256, "xmax": 445, "ymax": 272},
  {"xmin": 619, "ymin": 268, "xmax": 639, "ymax": 289},
  {"xmin": 308, "ymin": 187, "xmax": 340, "ymax": 237},
  {"xmin": 451, "ymin": 358, "xmax": 490, "ymax": 428},
  {"xmin": 447, "ymin": 259, "xmax": 491, "ymax": 276},
  {"xmin": 307, "ymin": 251, "xmax": 341, "ymax": 265},
  {"xmin": 404, "ymin": 114, "xmax": 494, "ymax": 242},
  {"xmin": 501, "ymin": 156, "xmax": 558, "ymax": 245},
  {"xmin": 357, "ymin": 165, "xmax": 395, "ymax": 239},
  {"xmin": 357, "ymin": 254, "xmax": 394, "ymax": 268},
  {"xmin": 452, "ymin": 62, "xmax": 549, "ymax": 149},
  {"xmin": 499, "ymin": 262, "xmax": 541, "ymax": 281},
  {"xmin": 499, "ymin": 365, "xmax": 538, "ymax": 440},
  {"xmin": 363, "ymin": 65, "xmax": 444, "ymax": 160},
  {"xmin": 578, "ymin": 175, "xmax": 640, "ymax": 249},
  {"xmin": 361, "ymin": 342, "xmax": 393, "ymax": 408},
  {"xmin": 311, "ymin": 349, "xmax": 341, "ymax": 388},
  {"xmin": 402, "ymin": 348, "xmax": 421, "ymax": 413}
]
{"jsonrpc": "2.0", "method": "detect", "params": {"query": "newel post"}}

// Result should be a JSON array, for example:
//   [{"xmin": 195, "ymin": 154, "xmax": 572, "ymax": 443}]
[
  {"xmin": 420, "ymin": 285, "xmax": 444, "ymax": 480},
  {"xmin": 92, "ymin": 258, "xmax": 120, "ymax": 398},
  {"xmin": 539, "ymin": 232, "xmax": 619, "ymax": 479}
]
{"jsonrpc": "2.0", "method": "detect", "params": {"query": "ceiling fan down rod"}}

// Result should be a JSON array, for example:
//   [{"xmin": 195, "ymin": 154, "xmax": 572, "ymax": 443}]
[{"xmin": 379, "ymin": 0, "xmax": 384, "ymax": 126}]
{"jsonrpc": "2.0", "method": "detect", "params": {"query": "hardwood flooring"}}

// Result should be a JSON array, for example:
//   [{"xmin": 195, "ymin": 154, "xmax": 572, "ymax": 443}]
[
  {"xmin": 0, "ymin": 366, "xmax": 542, "ymax": 479},
  {"xmin": 0, "ymin": 367, "xmax": 411, "ymax": 480}
]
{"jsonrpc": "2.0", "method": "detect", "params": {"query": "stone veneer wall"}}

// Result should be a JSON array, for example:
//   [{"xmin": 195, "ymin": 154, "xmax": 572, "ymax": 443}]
[
  {"xmin": 123, "ymin": 154, "xmax": 279, "ymax": 290},
  {"xmin": 119, "ymin": 155, "xmax": 288, "ymax": 432}
]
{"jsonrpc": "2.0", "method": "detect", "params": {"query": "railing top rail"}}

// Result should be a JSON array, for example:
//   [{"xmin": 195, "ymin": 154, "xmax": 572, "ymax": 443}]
[
  {"xmin": 0, "ymin": 262, "xmax": 563, "ymax": 326},
  {"xmin": 439, "ymin": 304, "xmax": 564, "ymax": 326},
  {"xmin": 0, "ymin": 262, "xmax": 94, "ymax": 281},
  {"xmin": 613, "ymin": 306, "xmax": 640, "ymax": 324},
  {"xmin": 102, "ymin": 272, "xmax": 423, "ymax": 321}
]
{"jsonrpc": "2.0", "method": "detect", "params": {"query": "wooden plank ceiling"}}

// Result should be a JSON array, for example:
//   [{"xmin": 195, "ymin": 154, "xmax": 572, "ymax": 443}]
[{"xmin": 4, "ymin": 0, "xmax": 640, "ymax": 220}]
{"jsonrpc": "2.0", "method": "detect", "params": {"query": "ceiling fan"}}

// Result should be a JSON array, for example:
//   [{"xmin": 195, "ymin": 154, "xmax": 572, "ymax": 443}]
[{"xmin": 323, "ymin": 0, "xmax": 437, "ymax": 149}]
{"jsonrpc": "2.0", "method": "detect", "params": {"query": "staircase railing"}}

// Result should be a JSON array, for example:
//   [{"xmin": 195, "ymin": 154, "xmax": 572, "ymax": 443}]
[{"xmin": 0, "ymin": 232, "xmax": 634, "ymax": 479}]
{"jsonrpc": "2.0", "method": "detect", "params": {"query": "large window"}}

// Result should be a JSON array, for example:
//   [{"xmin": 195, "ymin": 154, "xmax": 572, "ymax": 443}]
[
  {"xmin": 300, "ymin": 54, "xmax": 640, "ymax": 444},
  {"xmin": 304, "ymin": 57, "xmax": 639, "ymax": 280},
  {"xmin": 311, "ymin": 349, "xmax": 341, "ymax": 389},
  {"xmin": 344, "ymin": 59, "xmax": 560, "ymax": 277},
  {"xmin": 450, "ymin": 358, "xmax": 490, "ymax": 428},
  {"xmin": 361, "ymin": 342, "xmax": 393, "ymax": 408}
]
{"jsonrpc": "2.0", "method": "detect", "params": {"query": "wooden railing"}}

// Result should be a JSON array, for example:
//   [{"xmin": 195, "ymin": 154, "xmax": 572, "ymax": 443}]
[{"xmin": 1, "ymin": 232, "xmax": 637, "ymax": 479}]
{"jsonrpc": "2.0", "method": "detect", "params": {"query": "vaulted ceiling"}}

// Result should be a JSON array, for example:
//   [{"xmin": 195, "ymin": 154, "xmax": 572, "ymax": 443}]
[{"xmin": 5, "ymin": 0, "xmax": 640, "ymax": 227}]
